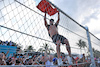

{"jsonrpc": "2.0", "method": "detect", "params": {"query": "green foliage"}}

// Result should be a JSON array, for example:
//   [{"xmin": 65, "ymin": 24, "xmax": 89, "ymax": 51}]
[
  {"xmin": 76, "ymin": 39, "xmax": 87, "ymax": 49},
  {"xmin": 24, "ymin": 45, "xmax": 36, "ymax": 52},
  {"xmin": 38, "ymin": 43, "xmax": 55, "ymax": 54},
  {"xmin": 92, "ymin": 48, "xmax": 100, "ymax": 57},
  {"xmin": 76, "ymin": 39, "xmax": 87, "ymax": 54}
]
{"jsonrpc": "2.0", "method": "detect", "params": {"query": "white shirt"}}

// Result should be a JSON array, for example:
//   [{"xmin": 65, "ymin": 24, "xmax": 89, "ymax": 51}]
[
  {"xmin": 45, "ymin": 60, "xmax": 56, "ymax": 67},
  {"xmin": 98, "ymin": 58, "xmax": 100, "ymax": 63}
]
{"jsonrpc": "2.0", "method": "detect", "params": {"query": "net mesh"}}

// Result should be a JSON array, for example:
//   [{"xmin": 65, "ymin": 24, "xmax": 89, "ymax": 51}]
[{"xmin": 0, "ymin": 0, "xmax": 100, "ymax": 60}]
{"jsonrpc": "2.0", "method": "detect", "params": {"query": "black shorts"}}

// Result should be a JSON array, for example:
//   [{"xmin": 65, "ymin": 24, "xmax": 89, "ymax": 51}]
[{"xmin": 52, "ymin": 34, "xmax": 66, "ymax": 44}]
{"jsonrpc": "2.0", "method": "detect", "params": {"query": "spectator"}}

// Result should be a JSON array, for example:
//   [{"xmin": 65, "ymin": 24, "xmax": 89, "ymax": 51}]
[
  {"xmin": 5, "ymin": 41, "xmax": 8, "ymax": 45},
  {"xmin": 0, "ymin": 53, "xmax": 6, "ymax": 65},
  {"xmin": 0, "ymin": 40, "xmax": 2, "ymax": 45},
  {"xmin": 3, "ymin": 42, "xmax": 7, "ymax": 46},
  {"xmin": 9, "ymin": 41, "xmax": 12, "ymax": 46},
  {"xmin": 97, "ymin": 57, "xmax": 100, "ymax": 67},
  {"xmin": 53, "ymin": 58, "xmax": 58, "ymax": 65},
  {"xmin": 0, "ymin": 41, "xmax": 3, "ymax": 45},
  {"xmin": 0, "ymin": 40, "xmax": 17, "ymax": 46},
  {"xmin": 76, "ymin": 54, "xmax": 87, "ymax": 67},
  {"xmin": 41, "ymin": 51, "xmax": 55, "ymax": 67}
]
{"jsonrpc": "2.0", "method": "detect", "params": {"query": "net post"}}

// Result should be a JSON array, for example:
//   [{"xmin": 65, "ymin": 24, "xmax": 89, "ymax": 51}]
[{"xmin": 85, "ymin": 26, "xmax": 96, "ymax": 67}]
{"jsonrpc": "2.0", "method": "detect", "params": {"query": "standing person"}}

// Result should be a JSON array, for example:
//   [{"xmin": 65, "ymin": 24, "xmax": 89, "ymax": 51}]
[
  {"xmin": 41, "ymin": 50, "xmax": 54, "ymax": 67},
  {"xmin": 97, "ymin": 57, "xmax": 100, "ymax": 67},
  {"xmin": 44, "ymin": 11, "xmax": 73, "ymax": 65}
]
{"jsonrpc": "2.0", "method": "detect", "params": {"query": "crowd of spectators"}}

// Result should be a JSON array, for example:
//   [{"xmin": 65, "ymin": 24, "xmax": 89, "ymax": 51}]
[
  {"xmin": 0, "ymin": 40, "xmax": 16, "ymax": 46},
  {"xmin": 0, "ymin": 41, "xmax": 100, "ymax": 67},
  {"xmin": 1, "ymin": 50, "xmax": 97, "ymax": 67}
]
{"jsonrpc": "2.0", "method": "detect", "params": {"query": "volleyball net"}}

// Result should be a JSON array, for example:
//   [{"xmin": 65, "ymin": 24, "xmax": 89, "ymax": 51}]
[{"xmin": 0, "ymin": 0, "xmax": 100, "ymax": 66}]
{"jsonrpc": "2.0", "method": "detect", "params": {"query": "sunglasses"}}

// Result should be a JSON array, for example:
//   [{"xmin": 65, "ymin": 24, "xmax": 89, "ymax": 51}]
[{"xmin": 50, "ymin": 20, "xmax": 54, "ymax": 22}]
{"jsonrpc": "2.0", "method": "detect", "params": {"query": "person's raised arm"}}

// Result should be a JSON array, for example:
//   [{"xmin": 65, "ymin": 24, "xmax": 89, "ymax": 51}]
[
  {"xmin": 44, "ymin": 11, "xmax": 48, "ymax": 27},
  {"xmin": 55, "ymin": 12, "xmax": 60, "ymax": 26},
  {"xmin": 44, "ymin": 47, "xmax": 48, "ymax": 57},
  {"xmin": 32, "ymin": 56, "xmax": 40, "ymax": 65},
  {"xmin": 5, "ymin": 51, "xmax": 9, "ymax": 56},
  {"xmin": 40, "ymin": 47, "xmax": 48, "ymax": 62}
]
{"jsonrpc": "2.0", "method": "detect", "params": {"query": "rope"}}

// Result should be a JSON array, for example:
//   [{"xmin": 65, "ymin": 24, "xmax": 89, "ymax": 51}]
[
  {"xmin": 0, "ymin": 25, "xmax": 52, "ymax": 43},
  {"xmin": 0, "ymin": 62, "xmax": 91, "ymax": 66},
  {"xmin": 0, "ymin": 25, "xmax": 85, "ymax": 50}
]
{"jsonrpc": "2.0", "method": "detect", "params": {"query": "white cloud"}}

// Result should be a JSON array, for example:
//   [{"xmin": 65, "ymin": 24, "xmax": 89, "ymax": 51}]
[
  {"xmin": 96, "ymin": 34, "xmax": 100, "ymax": 39},
  {"xmin": 49, "ymin": 0, "xmax": 100, "ymax": 39},
  {"xmin": 85, "ymin": 14, "xmax": 100, "ymax": 38}
]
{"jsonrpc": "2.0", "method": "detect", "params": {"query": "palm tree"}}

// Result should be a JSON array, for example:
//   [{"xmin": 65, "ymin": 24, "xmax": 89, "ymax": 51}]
[
  {"xmin": 16, "ymin": 43, "xmax": 22, "ymax": 52},
  {"xmin": 24, "ymin": 45, "xmax": 36, "ymax": 52},
  {"xmin": 92, "ymin": 48, "xmax": 100, "ymax": 57},
  {"xmin": 38, "ymin": 43, "xmax": 55, "ymax": 54},
  {"xmin": 76, "ymin": 39, "xmax": 87, "ymax": 54}
]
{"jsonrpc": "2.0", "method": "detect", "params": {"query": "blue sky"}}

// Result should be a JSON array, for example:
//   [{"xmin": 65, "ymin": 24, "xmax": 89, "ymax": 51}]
[{"xmin": 49, "ymin": 0, "xmax": 100, "ymax": 39}]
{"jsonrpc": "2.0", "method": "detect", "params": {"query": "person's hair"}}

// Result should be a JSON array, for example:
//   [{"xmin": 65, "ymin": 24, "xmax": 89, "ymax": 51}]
[
  {"xmin": 16, "ymin": 60, "xmax": 20, "ymax": 64},
  {"xmin": 0, "ymin": 57, "xmax": 2, "ymax": 61},
  {"xmin": 1, "ymin": 52, "xmax": 5, "ymax": 55},
  {"xmin": 50, "ymin": 19, "xmax": 54, "ymax": 22}
]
